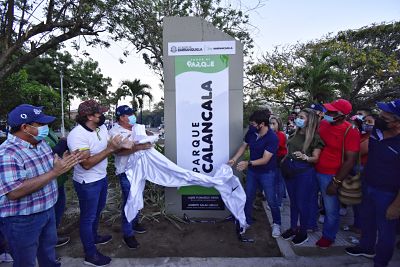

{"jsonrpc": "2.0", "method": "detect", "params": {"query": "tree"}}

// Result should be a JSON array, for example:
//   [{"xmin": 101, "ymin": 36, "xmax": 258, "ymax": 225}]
[
  {"xmin": 109, "ymin": 0, "xmax": 258, "ymax": 81},
  {"xmin": 247, "ymin": 21, "xmax": 400, "ymax": 112},
  {"xmin": 120, "ymin": 79, "xmax": 153, "ymax": 123},
  {"xmin": 0, "ymin": 0, "xmax": 117, "ymax": 81}
]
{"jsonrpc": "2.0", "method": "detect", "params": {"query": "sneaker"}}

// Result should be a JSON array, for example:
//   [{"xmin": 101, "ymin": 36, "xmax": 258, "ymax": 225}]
[
  {"xmin": 123, "ymin": 236, "xmax": 140, "ymax": 249},
  {"xmin": 95, "ymin": 235, "xmax": 112, "ymax": 245},
  {"xmin": 318, "ymin": 215, "xmax": 325, "ymax": 224},
  {"xmin": 316, "ymin": 237, "xmax": 334, "ymax": 249},
  {"xmin": 56, "ymin": 236, "xmax": 70, "ymax": 247},
  {"xmin": 345, "ymin": 246, "xmax": 375, "ymax": 258},
  {"xmin": 281, "ymin": 228, "xmax": 297, "ymax": 240},
  {"xmin": 292, "ymin": 233, "xmax": 309, "ymax": 246},
  {"xmin": 272, "ymin": 223, "xmax": 281, "ymax": 238},
  {"xmin": 83, "ymin": 251, "xmax": 111, "ymax": 267},
  {"xmin": 133, "ymin": 223, "xmax": 147, "ymax": 234},
  {"xmin": 0, "ymin": 252, "xmax": 13, "ymax": 263}
]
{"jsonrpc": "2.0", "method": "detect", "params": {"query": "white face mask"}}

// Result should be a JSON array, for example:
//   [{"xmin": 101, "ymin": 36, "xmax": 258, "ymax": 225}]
[{"xmin": 294, "ymin": 109, "xmax": 301, "ymax": 113}]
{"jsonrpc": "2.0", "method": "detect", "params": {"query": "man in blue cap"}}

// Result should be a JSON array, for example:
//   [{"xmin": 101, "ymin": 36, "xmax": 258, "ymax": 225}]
[
  {"xmin": 109, "ymin": 105, "xmax": 152, "ymax": 249},
  {"xmin": 345, "ymin": 99, "xmax": 400, "ymax": 267},
  {"xmin": 0, "ymin": 104, "xmax": 81, "ymax": 267},
  {"xmin": 310, "ymin": 103, "xmax": 327, "ymax": 120}
]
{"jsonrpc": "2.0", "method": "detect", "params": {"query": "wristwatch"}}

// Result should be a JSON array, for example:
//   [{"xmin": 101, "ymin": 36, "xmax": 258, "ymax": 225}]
[{"xmin": 248, "ymin": 160, "xmax": 253, "ymax": 166}]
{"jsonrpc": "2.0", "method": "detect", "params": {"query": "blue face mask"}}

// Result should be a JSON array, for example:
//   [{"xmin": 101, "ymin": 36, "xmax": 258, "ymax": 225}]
[
  {"xmin": 323, "ymin": 115, "xmax": 335, "ymax": 123},
  {"xmin": 128, "ymin": 115, "xmax": 137, "ymax": 125},
  {"xmin": 362, "ymin": 123, "xmax": 374, "ymax": 133},
  {"xmin": 28, "ymin": 124, "xmax": 49, "ymax": 141},
  {"xmin": 294, "ymin": 118, "xmax": 306, "ymax": 128}
]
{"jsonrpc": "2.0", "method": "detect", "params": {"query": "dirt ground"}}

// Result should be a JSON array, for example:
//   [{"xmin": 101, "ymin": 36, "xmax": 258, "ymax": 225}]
[{"xmin": 56, "ymin": 203, "xmax": 281, "ymax": 258}]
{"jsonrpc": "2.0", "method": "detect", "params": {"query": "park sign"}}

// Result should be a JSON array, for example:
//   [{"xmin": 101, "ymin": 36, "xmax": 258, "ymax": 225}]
[
  {"xmin": 175, "ymin": 54, "xmax": 230, "ymax": 210},
  {"xmin": 163, "ymin": 17, "xmax": 243, "ymax": 218}
]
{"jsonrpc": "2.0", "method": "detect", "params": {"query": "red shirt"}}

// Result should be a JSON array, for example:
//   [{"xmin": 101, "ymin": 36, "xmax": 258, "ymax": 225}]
[
  {"xmin": 276, "ymin": 131, "xmax": 288, "ymax": 158},
  {"xmin": 316, "ymin": 120, "xmax": 360, "ymax": 175}
]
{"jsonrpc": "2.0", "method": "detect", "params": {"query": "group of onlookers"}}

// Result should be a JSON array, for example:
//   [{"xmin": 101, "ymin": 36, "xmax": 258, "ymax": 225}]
[
  {"xmin": 0, "ymin": 101, "xmax": 152, "ymax": 267},
  {"xmin": 230, "ymin": 98, "xmax": 400, "ymax": 267}
]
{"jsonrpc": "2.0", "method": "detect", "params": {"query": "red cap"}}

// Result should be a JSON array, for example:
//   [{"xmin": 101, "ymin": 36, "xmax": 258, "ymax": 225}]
[{"xmin": 323, "ymin": 99, "xmax": 352, "ymax": 115}]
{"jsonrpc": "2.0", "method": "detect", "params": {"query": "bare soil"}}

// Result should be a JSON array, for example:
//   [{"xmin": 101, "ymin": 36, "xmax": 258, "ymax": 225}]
[{"xmin": 56, "ymin": 203, "xmax": 281, "ymax": 258}]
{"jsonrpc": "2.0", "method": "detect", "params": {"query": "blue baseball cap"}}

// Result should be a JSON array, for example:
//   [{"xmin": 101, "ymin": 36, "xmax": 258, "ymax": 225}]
[
  {"xmin": 116, "ymin": 105, "xmax": 136, "ymax": 117},
  {"xmin": 7, "ymin": 104, "xmax": 56, "ymax": 127},
  {"xmin": 310, "ymin": 103, "xmax": 327, "ymax": 113},
  {"xmin": 377, "ymin": 99, "xmax": 400, "ymax": 117}
]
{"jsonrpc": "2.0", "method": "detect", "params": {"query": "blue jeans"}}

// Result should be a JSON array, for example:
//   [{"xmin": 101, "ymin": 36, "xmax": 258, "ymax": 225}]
[
  {"xmin": 285, "ymin": 160, "xmax": 316, "ymax": 234},
  {"xmin": 359, "ymin": 185, "xmax": 398, "ymax": 267},
  {"xmin": 317, "ymin": 172, "xmax": 340, "ymax": 241},
  {"xmin": 245, "ymin": 169, "xmax": 281, "ymax": 225},
  {"xmin": 74, "ymin": 177, "xmax": 108, "ymax": 256},
  {"xmin": 275, "ymin": 168, "xmax": 286, "ymax": 207},
  {"xmin": 118, "ymin": 173, "xmax": 139, "ymax": 237},
  {"xmin": 54, "ymin": 185, "xmax": 66, "ymax": 228},
  {"xmin": 0, "ymin": 208, "xmax": 60, "ymax": 267},
  {"xmin": 307, "ymin": 173, "xmax": 319, "ymax": 230}
]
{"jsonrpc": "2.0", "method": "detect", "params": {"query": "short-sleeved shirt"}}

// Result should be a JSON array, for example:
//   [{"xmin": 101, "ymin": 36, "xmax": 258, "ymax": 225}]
[
  {"xmin": 244, "ymin": 128, "xmax": 278, "ymax": 173},
  {"xmin": 287, "ymin": 132, "xmax": 325, "ymax": 159},
  {"xmin": 363, "ymin": 128, "xmax": 400, "ymax": 193},
  {"xmin": 276, "ymin": 131, "xmax": 288, "ymax": 158},
  {"xmin": 67, "ymin": 124, "xmax": 109, "ymax": 184},
  {"xmin": 109, "ymin": 123, "xmax": 132, "ymax": 175},
  {"xmin": 0, "ymin": 134, "xmax": 57, "ymax": 217},
  {"xmin": 316, "ymin": 120, "xmax": 360, "ymax": 175}
]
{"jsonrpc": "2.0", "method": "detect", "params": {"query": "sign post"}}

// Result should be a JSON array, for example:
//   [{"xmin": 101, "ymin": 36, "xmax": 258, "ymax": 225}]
[{"xmin": 163, "ymin": 17, "xmax": 243, "ymax": 218}]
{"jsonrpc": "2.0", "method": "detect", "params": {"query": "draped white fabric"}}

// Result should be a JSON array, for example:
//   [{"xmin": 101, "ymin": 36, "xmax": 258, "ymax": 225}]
[{"xmin": 124, "ymin": 148, "xmax": 248, "ymax": 230}]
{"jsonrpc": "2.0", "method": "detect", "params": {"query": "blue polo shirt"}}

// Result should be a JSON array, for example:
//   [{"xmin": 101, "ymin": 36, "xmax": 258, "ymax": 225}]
[
  {"xmin": 244, "ymin": 128, "xmax": 278, "ymax": 173},
  {"xmin": 363, "ymin": 128, "xmax": 400, "ymax": 193}
]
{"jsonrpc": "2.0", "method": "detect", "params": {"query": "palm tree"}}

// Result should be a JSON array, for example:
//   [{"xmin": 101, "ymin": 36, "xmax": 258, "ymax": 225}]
[
  {"xmin": 120, "ymin": 79, "xmax": 153, "ymax": 123},
  {"xmin": 287, "ymin": 48, "xmax": 351, "ymax": 104}
]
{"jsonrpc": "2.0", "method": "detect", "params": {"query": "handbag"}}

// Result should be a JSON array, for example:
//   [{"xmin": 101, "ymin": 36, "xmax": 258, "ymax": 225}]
[
  {"xmin": 280, "ymin": 156, "xmax": 312, "ymax": 180},
  {"xmin": 338, "ymin": 126, "xmax": 362, "ymax": 205}
]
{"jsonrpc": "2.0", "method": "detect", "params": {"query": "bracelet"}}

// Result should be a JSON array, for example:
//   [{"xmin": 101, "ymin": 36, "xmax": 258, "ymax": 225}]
[{"xmin": 332, "ymin": 176, "xmax": 342, "ymax": 185}]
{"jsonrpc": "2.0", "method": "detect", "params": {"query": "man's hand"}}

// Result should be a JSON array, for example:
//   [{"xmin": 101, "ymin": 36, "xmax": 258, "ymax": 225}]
[
  {"xmin": 227, "ymin": 158, "xmax": 236, "ymax": 167},
  {"xmin": 386, "ymin": 203, "xmax": 400, "ymax": 220},
  {"xmin": 107, "ymin": 134, "xmax": 126, "ymax": 152},
  {"xmin": 236, "ymin": 161, "xmax": 249, "ymax": 172},
  {"xmin": 326, "ymin": 181, "xmax": 339, "ymax": 196},
  {"xmin": 134, "ymin": 142, "xmax": 153, "ymax": 152},
  {"xmin": 53, "ymin": 153, "xmax": 80, "ymax": 176}
]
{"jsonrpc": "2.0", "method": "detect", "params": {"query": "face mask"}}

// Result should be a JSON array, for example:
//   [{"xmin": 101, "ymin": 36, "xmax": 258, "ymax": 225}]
[
  {"xmin": 362, "ymin": 123, "xmax": 374, "ymax": 133},
  {"xmin": 323, "ymin": 115, "xmax": 335, "ymax": 123},
  {"xmin": 294, "ymin": 109, "xmax": 301, "ymax": 113},
  {"xmin": 97, "ymin": 114, "xmax": 106, "ymax": 126},
  {"xmin": 128, "ymin": 115, "xmax": 137, "ymax": 125},
  {"xmin": 27, "ymin": 124, "xmax": 49, "ymax": 141},
  {"xmin": 374, "ymin": 117, "xmax": 389, "ymax": 131},
  {"xmin": 248, "ymin": 125, "xmax": 258, "ymax": 134},
  {"xmin": 294, "ymin": 118, "xmax": 306, "ymax": 128}
]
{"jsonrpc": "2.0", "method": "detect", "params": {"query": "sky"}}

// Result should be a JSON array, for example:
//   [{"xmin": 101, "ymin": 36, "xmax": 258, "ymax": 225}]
[{"xmin": 69, "ymin": 0, "xmax": 400, "ymax": 109}]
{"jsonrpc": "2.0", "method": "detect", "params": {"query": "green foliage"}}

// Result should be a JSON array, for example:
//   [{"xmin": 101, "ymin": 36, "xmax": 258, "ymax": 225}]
[
  {"xmin": 109, "ymin": 0, "xmax": 255, "ymax": 81},
  {"xmin": 246, "ymin": 21, "xmax": 400, "ymax": 114}
]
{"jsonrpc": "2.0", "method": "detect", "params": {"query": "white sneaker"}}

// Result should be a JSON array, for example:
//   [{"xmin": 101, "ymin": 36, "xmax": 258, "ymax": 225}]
[
  {"xmin": 272, "ymin": 223, "xmax": 281, "ymax": 238},
  {"xmin": 0, "ymin": 252, "xmax": 13, "ymax": 263},
  {"xmin": 318, "ymin": 215, "xmax": 325, "ymax": 224}
]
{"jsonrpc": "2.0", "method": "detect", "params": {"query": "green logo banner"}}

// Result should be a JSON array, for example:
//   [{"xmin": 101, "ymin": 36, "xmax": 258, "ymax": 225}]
[{"xmin": 175, "ymin": 55, "xmax": 229, "ymax": 76}]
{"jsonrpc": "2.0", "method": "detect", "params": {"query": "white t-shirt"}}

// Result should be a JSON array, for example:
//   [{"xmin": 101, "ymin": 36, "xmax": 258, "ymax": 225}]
[
  {"xmin": 108, "ymin": 123, "xmax": 132, "ymax": 175},
  {"xmin": 67, "ymin": 124, "xmax": 109, "ymax": 183}
]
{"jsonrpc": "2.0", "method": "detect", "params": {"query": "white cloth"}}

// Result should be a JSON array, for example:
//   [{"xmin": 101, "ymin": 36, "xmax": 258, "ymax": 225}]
[
  {"xmin": 132, "ymin": 124, "xmax": 159, "ymax": 144},
  {"xmin": 108, "ymin": 124, "xmax": 132, "ymax": 175},
  {"xmin": 67, "ymin": 124, "xmax": 109, "ymax": 183},
  {"xmin": 124, "ymin": 148, "xmax": 248, "ymax": 231}
]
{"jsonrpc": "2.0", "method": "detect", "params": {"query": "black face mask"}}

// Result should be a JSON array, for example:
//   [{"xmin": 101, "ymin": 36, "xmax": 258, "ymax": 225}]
[
  {"xmin": 97, "ymin": 114, "xmax": 106, "ymax": 127},
  {"xmin": 374, "ymin": 117, "xmax": 389, "ymax": 131}
]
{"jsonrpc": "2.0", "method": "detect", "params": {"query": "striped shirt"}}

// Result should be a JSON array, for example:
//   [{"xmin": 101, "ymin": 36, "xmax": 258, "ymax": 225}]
[{"xmin": 0, "ymin": 134, "xmax": 58, "ymax": 217}]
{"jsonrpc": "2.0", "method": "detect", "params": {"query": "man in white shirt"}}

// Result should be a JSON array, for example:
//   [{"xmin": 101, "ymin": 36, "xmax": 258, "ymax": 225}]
[
  {"xmin": 108, "ymin": 105, "xmax": 152, "ymax": 249},
  {"xmin": 67, "ymin": 100, "xmax": 124, "ymax": 267}
]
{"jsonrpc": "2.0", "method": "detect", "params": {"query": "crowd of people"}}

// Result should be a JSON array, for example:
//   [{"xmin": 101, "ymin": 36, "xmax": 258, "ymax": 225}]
[
  {"xmin": 0, "ymin": 97, "xmax": 399, "ymax": 267},
  {"xmin": 229, "ymin": 98, "xmax": 400, "ymax": 267}
]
